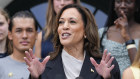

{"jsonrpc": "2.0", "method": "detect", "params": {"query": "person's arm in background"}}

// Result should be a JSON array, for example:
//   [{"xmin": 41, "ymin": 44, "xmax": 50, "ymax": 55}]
[
  {"xmin": 114, "ymin": 11, "xmax": 137, "ymax": 63},
  {"xmin": 122, "ymin": 67, "xmax": 134, "ymax": 79},
  {"xmin": 35, "ymin": 31, "xmax": 42, "ymax": 58}
]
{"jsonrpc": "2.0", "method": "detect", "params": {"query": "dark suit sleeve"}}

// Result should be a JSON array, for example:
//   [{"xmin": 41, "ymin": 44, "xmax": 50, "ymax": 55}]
[{"xmin": 110, "ymin": 58, "xmax": 121, "ymax": 79}]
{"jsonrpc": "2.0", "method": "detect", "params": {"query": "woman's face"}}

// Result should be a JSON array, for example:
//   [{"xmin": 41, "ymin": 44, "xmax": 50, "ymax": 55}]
[
  {"xmin": 0, "ymin": 13, "xmax": 9, "ymax": 41},
  {"xmin": 53, "ymin": 0, "xmax": 74, "ymax": 14},
  {"xmin": 114, "ymin": 0, "xmax": 135, "ymax": 18},
  {"xmin": 58, "ymin": 8, "xmax": 85, "ymax": 47}
]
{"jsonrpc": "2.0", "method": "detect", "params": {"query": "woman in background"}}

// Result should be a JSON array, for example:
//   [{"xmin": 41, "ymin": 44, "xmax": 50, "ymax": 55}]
[
  {"xmin": 99, "ymin": 0, "xmax": 140, "ymax": 75},
  {"xmin": 0, "ymin": 8, "xmax": 11, "ymax": 58},
  {"xmin": 122, "ymin": 41, "xmax": 140, "ymax": 79}
]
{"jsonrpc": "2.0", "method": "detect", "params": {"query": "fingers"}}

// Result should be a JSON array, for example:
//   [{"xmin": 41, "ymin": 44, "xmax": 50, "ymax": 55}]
[
  {"xmin": 114, "ymin": 17, "xmax": 123, "ymax": 28},
  {"xmin": 105, "ymin": 53, "xmax": 111, "ymax": 63},
  {"xmin": 114, "ymin": 10, "xmax": 127, "ymax": 29},
  {"xmin": 42, "ymin": 56, "xmax": 50, "ymax": 66},
  {"xmin": 121, "ymin": 10, "xmax": 127, "ymax": 19},
  {"xmin": 106, "ymin": 57, "xmax": 114, "ymax": 68},
  {"xmin": 24, "ymin": 57, "xmax": 31, "ymax": 67},
  {"xmin": 29, "ymin": 49, "xmax": 35, "ymax": 59},
  {"xmin": 102, "ymin": 49, "xmax": 114, "ymax": 68},
  {"xmin": 25, "ymin": 51, "xmax": 32, "ymax": 62},
  {"xmin": 24, "ymin": 49, "xmax": 36, "ymax": 67},
  {"xmin": 102, "ymin": 49, "xmax": 107, "ymax": 61},
  {"xmin": 109, "ymin": 65, "xmax": 115, "ymax": 71},
  {"xmin": 90, "ymin": 57, "xmax": 98, "ymax": 67}
]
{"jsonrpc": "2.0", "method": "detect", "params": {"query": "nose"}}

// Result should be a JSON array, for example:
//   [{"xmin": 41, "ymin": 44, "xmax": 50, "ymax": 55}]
[
  {"xmin": 63, "ymin": 21, "xmax": 69, "ymax": 30},
  {"xmin": 22, "ymin": 31, "xmax": 27, "ymax": 39},
  {"xmin": 60, "ymin": 0, "xmax": 65, "ymax": 6},
  {"xmin": 120, "ymin": 2, "xmax": 126, "ymax": 8}
]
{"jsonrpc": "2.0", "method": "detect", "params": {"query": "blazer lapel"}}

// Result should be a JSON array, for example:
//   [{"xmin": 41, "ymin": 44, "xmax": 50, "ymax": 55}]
[
  {"xmin": 42, "ymin": 53, "xmax": 66, "ymax": 79},
  {"xmin": 79, "ymin": 53, "xmax": 102, "ymax": 79}
]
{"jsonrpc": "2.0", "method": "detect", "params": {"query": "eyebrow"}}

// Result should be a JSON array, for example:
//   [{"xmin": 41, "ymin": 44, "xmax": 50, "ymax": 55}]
[
  {"xmin": 15, "ymin": 27, "xmax": 33, "ymax": 30},
  {"xmin": 59, "ymin": 17, "xmax": 77, "ymax": 20}
]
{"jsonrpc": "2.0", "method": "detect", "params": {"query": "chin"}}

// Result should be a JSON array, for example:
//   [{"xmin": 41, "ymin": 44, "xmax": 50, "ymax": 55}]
[
  {"xmin": 0, "ymin": 38, "xmax": 5, "ymax": 41},
  {"xmin": 61, "ymin": 42, "xmax": 71, "ymax": 47},
  {"xmin": 20, "ymin": 47, "xmax": 31, "ymax": 51}
]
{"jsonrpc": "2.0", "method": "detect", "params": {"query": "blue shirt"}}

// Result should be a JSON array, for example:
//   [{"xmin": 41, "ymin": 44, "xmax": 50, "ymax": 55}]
[{"xmin": 41, "ymin": 31, "xmax": 54, "ymax": 58}]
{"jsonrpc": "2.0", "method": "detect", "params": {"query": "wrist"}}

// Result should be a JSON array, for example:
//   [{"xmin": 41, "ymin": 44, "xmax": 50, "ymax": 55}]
[
  {"xmin": 125, "ymin": 39, "xmax": 135, "ymax": 45},
  {"xmin": 125, "ymin": 40, "xmax": 136, "ymax": 50}
]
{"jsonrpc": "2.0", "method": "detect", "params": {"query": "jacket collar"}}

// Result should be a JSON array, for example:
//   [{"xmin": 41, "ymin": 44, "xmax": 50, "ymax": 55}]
[
  {"xmin": 45, "ymin": 53, "xmax": 66, "ymax": 79},
  {"xmin": 45, "ymin": 52, "xmax": 101, "ymax": 79},
  {"xmin": 79, "ymin": 53, "xmax": 100, "ymax": 79}
]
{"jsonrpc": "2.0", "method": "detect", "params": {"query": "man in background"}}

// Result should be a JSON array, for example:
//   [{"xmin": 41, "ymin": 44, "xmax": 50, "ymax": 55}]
[{"xmin": 0, "ymin": 11, "xmax": 38, "ymax": 79}]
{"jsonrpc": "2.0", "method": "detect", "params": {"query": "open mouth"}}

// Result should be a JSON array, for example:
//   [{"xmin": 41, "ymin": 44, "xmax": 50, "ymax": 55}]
[{"xmin": 61, "ymin": 33, "xmax": 71, "ymax": 39}]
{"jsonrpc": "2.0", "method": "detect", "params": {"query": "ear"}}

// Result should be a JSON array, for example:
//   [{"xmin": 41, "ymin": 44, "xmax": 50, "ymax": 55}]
[
  {"xmin": 8, "ymin": 19, "xmax": 10, "ymax": 24},
  {"xmin": 84, "ymin": 35, "xmax": 86, "ymax": 39},
  {"xmin": 84, "ymin": 33, "xmax": 86, "ymax": 39},
  {"xmin": 8, "ymin": 31, "xmax": 13, "ymax": 40}
]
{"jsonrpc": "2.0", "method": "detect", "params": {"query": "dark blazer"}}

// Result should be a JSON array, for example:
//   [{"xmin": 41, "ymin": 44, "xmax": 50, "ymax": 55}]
[{"xmin": 33, "ymin": 52, "xmax": 120, "ymax": 79}]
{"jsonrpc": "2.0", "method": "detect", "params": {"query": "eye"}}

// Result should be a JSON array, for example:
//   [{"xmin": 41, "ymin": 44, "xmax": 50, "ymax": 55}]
[
  {"xmin": 70, "ymin": 20, "xmax": 76, "ymax": 24},
  {"xmin": 56, "ymin": 0, "xmax": 61, "ymax": 1},
  {"xmin": 27, "ymin": 28, "xmax": 33, "ymax": 32},
  {"xmin": 59, "ymin": 21, "xmax": 64, "ymax": 25},
  {"xmin": 126, "ymin": 0, "xmax": 133, "ymax": 4},
  {"xmin": 115, "ymin": 0, "xmax": 121, "ymax": 3},
  {"xmin": 0, "ymin": 22, "xmax": 4, "ymax": 26},
  {"xmin": 65, "ymin": 0, "xmax": 72, "ymax": 1},
  {"xmin": 16, "ymin": 29, "xmax": 22, "ymax": 32}
]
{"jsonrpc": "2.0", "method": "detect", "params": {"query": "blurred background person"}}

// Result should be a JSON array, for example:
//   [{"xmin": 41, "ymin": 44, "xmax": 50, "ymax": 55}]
[
  {"xmin": 0, "ymin": 0, "xmax": 110, "ymax": 59},
  {"xmin": 24, "ymin": 4, "xmax": 120, "ymax": 79},
  {"xmin": 35, "ymin": 0, "xmax": 80, "ymax": 58},
  {"xmin": 0, "ymin": 11, "xmax": 38, "ymax": 79},
  {"xmin": 99, "ymin": 0, "xmax": 140, "ymax": 75},
  {"xmin": 0, "ymin": 8, "xmax": 11, "ymax": 58},
  {"xmin": 122, "ymin": 41, "xmax": 140, "ymax": 79}
]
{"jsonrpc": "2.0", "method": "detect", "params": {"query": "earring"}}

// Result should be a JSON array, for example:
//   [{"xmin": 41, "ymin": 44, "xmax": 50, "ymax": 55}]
[{"xmin": 84, "ymin": 35, "xmax": 86, "ymax": 38}]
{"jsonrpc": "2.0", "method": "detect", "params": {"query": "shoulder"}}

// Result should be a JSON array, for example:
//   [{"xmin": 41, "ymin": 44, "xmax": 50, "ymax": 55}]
[
  {"xmin": 0, "ymin": 56, "xmax": 9, "ymax": 62},
  {"xmin": 0, "ymin": 56, "xmax": 10, "ymax": 67},
  {"xmin": 98, "ymin": 27, "xmax": 105, "ymax": 34},
  {"xmin": 38, "ymin": 31, "xmax": 42, "ymax": 36},
  {"xmin": 36, "ymin": 31, "xmax": 42, "ymax": 44},
  {"xmin": 122, "ymin": 67, "xmax": 134, "ymax": 79},
  {"xmin": 107, "ymin": 25, "xmax": 119, "ymax": 32},
  {"xmin": 38, "ymin": 31, "xmax": 42, "ymax": 39},
  {"xmin": 98, "ymin": 26, "xmax": 118, "ymax": 38},
  {"xmin": 98, "ymin": 27, "xmax": 105, "ymax": 38}
]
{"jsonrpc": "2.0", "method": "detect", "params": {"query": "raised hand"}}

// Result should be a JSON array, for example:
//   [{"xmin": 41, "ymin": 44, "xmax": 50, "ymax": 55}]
[
  {"xmin": 114, "ymin": 10, "xmax": 130, "ymax": 41},
  {"xmin": 24, "ymin": 49, "xmax": 50, "ymax": 79},
  {"xmin": 90, "ymin": 49, "xmax": 114, "ymax": 79}
]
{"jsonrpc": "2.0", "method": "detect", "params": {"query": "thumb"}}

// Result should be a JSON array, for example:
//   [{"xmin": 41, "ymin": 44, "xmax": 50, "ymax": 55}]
[
  {"xmin": 90, "ymin": 57, "xmax": 98, "ymax": 67},
  {"xmin": 42, "ymin": 56, "xmax": 50, "ymax": 66}
]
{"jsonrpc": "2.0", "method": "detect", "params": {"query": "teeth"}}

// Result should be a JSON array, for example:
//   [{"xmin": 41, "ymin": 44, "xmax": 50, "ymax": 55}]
[{"xmin": 63, "ymin": 33, "xmax": 70, "ymax": 36}]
